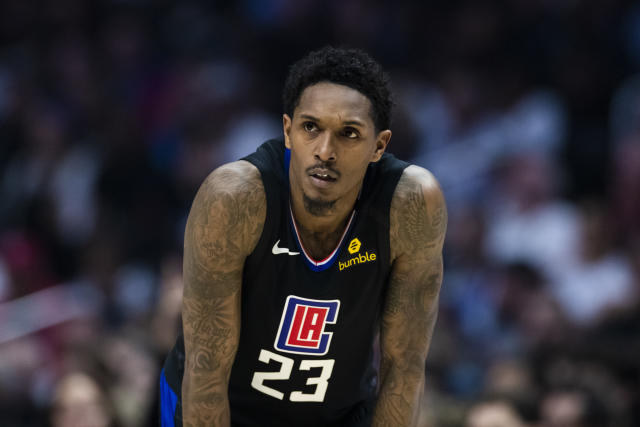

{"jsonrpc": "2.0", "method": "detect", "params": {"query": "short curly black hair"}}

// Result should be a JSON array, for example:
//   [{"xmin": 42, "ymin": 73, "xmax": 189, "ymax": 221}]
[{"xmin": 282, "ymin": 46, "xmax": 393, "ymax": 131}]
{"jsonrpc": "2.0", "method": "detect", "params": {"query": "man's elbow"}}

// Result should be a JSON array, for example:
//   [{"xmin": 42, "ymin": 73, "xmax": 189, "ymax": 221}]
[{"xmin": 380, "ymin": 352, "xmax": 427, "ymax": 385}]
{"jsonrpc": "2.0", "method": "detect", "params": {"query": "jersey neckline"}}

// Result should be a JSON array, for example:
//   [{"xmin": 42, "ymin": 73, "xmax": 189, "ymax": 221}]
[{"xmin": 288, "ymin": 203, "xmax": 357, "ymax": 272}]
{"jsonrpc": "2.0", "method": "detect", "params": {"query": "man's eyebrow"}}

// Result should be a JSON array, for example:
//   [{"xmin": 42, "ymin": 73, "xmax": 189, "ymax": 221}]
[
  {"xmin": 299, "ymin": 114, "xmax": 365, "ymax": 127},
  {"xmin": 298, "ymin": 114, "xmax": 366, "ymax": 128},
  {"xmin": 342, "ymin": 120, "xmax": 365, "ymax": 128},
  {"xmin": 299, "ymin": 114, "xmax": 320, "ymax": 122}
]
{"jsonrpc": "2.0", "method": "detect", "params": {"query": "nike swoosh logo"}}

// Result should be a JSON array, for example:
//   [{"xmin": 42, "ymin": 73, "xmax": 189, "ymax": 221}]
[{"xmin": 272, "ymin": 240, "xmax": 300, "ymax": 256}]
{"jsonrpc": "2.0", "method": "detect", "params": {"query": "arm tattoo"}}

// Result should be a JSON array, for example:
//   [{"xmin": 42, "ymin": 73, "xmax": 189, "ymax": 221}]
[
  {"xmin": 181, "ymin": 161, "xmax": 265, "ymax": 427},
  {"xmin": 374, "ymin": 167, "xmax": 447, "ymax": 427}
]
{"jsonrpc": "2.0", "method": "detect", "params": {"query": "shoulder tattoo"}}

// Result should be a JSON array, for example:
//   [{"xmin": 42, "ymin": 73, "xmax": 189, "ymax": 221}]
[{"xmin": 390, "ymin": 166, "xmax": 447, "ymax": 260}]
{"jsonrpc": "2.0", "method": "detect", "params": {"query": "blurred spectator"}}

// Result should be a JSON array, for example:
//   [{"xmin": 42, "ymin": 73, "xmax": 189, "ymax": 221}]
[
  {"xmin": 496, "ymin": 262, "xmax": 568, "ymax": 349},
  {"xmin": 441, "ymin": 206, "xmax": 502, "ymax": 355},
  {"xmin": 485, "ymin": 153, "xmax": 580, "ymax": 283},
  {"xmin": 539, "ymin": 387, "xmax": 608, "ymax": 427},
  {"xmin": 149, "ymin": 255, "xmax": 183, "ymax": 355},
  {"xmin": 610, "ymin": 75, "xmax": 640, "ymax": 242},
  {"xmin": 0, "ymin": 336, "xmax": 51, "ymax": 423},
  {"xmin": 484, "ymin": 358, "xmax": 537, "ymax": 405},
  {"xmin": 553, "ymin": 201, "xmax": 636, "ymax": 327},
  {"xmin": 611, "ymin": 138, "xmax": 640, "ymax": 241},
  {"xmin": 403, "ymin": 75, "xmax": 565, "ymax": 208},
  {"xmin": 50, "ymin": 371, "xmax": 116, "ymax": 427},
  {"xmin": 100, "ymin": 333, "xmax": 156, "ymax": 427},
  {"xmin": 541, "ymin": 358, "xmax": 633, "ymax": 426},
  {"xmin": 465, "ymin": 396, "xmax": 530, "ymax": 427}
]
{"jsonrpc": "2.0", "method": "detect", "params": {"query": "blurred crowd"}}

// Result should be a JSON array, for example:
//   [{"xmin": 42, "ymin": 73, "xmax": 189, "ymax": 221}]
[{"xmin": 0, "ymin": 0, "xmax": 639, "ymax": 426}]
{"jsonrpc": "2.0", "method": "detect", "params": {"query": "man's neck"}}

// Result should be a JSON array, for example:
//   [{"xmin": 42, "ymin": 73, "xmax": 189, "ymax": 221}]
[
  {"xmin": 289, "ymin": 189, "xmax": 358, "ymax": 234},
  {"xmin": 289, "ymin": 184, "xmax": 360, "ymax": 260}
]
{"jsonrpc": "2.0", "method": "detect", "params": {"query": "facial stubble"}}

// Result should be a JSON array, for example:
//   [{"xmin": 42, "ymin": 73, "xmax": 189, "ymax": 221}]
[{"xmin": 303, "ymin": 192, "xmax": 336, "ymax": 216}]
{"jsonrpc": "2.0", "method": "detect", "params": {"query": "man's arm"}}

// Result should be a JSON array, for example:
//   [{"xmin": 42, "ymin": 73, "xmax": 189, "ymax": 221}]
[
  {"xmin": 181, "ymin": 161, "xmax": 265, "ymax": 427},
  {"xmin": 373, "ymin": 165, "xmax": 447, "ymax": 427}
]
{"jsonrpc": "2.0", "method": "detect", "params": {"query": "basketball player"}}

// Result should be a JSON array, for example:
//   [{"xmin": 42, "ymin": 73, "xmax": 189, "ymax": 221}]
[{"xmin": 160, "ymin": 46, "xmax": 447, "ymax": 426}]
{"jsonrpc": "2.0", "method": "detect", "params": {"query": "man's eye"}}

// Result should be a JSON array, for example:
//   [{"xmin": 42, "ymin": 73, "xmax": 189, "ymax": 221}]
[
  {"xmin": 343, "ymin": 128, "xmax": 359, "ymax": 139},
  {"xmin": 303, "ymin": 122, "xmax": 317, "ymax": 132}
]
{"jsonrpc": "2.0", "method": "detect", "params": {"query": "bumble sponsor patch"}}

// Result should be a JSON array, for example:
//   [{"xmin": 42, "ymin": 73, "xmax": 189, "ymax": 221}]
[
  {"xmin": 348, "ymin": 238, "xmax": 361, "ymax": 254},
  {"xmin": 339, "ymin": 238, "xmax": 376, "ymax": 271}
]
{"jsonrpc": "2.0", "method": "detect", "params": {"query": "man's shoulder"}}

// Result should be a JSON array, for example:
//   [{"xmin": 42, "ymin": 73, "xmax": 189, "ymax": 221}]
[
  {"xmin": 194, "ymin": 160, "xmax": 267, "ymax": 229},
  {"xmin": 389, "ymin": 165, "xmax": 447, "ymax": 259},
  {"xmin": 200, "ymin": 160, "xmax": 265, "ymax": 198},
  {"xmin": 392, "ymin": 165, "xmax": 443, "ymax": 205},
  {"xmin": 190, "ymin": 160, "xmax": 267, "ymax": 256}
]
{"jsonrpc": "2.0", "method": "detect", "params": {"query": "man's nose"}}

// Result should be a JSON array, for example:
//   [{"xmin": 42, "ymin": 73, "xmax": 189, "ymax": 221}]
[{"xmin": 314, "ymin": 133, "xmax": 337, "ymax": 162}]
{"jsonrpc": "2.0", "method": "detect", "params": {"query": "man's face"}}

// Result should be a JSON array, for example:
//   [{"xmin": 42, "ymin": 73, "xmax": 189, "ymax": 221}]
[{"xmin": 283, "ymin": 82, "xmax": 391, "ymax": 216}]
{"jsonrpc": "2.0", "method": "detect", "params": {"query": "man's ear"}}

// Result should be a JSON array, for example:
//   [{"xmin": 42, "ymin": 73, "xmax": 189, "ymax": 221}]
[
  {"xmin": 283, "ymin": 114, "xmax": 292, "ymax": 149},
  {"xmin": 371, "ymin": 129, "xmax": 391, "ymax": 162}
]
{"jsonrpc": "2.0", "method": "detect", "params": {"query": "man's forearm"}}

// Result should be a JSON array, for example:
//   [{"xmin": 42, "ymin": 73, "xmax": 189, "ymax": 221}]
[
  {"xmin": 181, "ymin": 290, "xmax": 239, "ymax": 427},
  {"xmin": 182, "ymin": 370, "xmax": 231, "ymax": 427},
  {"xmin": 372, "ymin": 362, "xmax": 425, "ymax": 427}
]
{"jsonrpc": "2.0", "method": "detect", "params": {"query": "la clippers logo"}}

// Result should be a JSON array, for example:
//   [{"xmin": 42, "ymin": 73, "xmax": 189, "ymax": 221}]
[{"xmin": 274, "ymin": 296, "xmax": 340, "ymax": 356}]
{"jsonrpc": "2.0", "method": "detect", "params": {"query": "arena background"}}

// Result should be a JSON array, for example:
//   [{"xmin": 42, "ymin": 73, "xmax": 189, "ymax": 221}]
[{"xmin": 1, "ymin": 1, "xmax": 639, "ymax": 426}]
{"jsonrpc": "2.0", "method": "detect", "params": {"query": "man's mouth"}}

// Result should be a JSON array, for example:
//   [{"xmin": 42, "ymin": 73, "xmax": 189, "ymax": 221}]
[{"xmin": 308, "ymin": 167, "xmax": 338, "ymax": 182}]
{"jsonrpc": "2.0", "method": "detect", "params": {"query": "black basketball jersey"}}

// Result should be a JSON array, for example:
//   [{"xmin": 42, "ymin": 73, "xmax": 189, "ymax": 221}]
[{"xmin": 161, "ymin": 139, "xmax": 408, "ymax": 427}]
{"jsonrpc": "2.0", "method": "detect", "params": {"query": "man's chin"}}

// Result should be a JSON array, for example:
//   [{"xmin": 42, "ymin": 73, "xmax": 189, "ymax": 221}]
[{"xmin": 303, "ymin": 193, "xmax": 336, "ymax": 217}]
